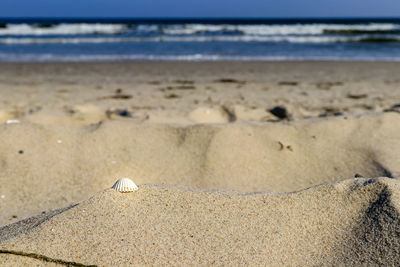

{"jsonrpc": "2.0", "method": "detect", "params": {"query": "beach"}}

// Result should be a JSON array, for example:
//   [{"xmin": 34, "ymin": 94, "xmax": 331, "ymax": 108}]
[{"xmin": 1, "ymin": 61, "xmax": 400, "ymax": 265}]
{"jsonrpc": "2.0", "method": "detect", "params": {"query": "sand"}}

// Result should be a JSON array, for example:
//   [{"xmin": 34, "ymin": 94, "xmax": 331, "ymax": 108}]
[
  {"xmin": 1, "ymin": 61, "xmax": 400, "ymax": 265},
  {"xmin": 1, "ymin": 179, "xmax": 400, "ymax": 266},
  {"xmin": 0, "ymin": 61, "xmax": 399, "ymax": 124}
]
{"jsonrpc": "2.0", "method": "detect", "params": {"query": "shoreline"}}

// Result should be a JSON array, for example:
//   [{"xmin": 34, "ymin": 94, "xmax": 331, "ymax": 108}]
[{"xmin": 3, "ymin": 59, "xmax": 400, "ymax": 63}]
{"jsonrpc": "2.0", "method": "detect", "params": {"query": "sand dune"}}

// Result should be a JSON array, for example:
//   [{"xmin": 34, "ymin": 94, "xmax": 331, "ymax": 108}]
[
  {"xmin": 1, "ymin": 177, "xmax": 400, "ymax": 266},
  {"xmin": 1, "ymin": 61, "xmax": 400, "ymax": 265},
  {"xmin": 1, "ymin": 113, "xmax": 400, "ymax": 227}
]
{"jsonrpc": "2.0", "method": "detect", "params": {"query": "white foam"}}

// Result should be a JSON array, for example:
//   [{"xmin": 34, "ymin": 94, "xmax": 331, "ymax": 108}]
[
  {"xmin": 162, "ymin": 24, "xmax": 237, "ymax": 35},
  {"xmin": 1, "ymin": 35, "xmax": 395, "ymax": 45},
  {"xmin": 1, "ymin": 23, "xmax": 398, "ymax": 37},
  {"xmin": 0, "ymin": 37, "xmax": 136, "ymax": 44},
  {"xmin": 237, "ymin": 23, "xmax": 398, "ymax": 35},
  {"xmin": 161, "ymin": 23, "xmax": 400, "ymax": 36},
  {"xmin": 136, "ymin": 24, "xmax": 159, "ymax": 33},
  {"xmin": 0, "ymin": 24, "xmax": 127, "ymax": 35}
]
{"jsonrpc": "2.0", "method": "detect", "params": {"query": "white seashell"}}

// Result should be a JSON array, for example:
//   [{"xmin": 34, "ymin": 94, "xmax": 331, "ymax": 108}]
[
  {"xmin": 111, "ymin": 178, "xmax": 138, "ymax": 193},
  {"xmin": 6, "ymin": 119, "xmax": 20, "ymax": 124}
]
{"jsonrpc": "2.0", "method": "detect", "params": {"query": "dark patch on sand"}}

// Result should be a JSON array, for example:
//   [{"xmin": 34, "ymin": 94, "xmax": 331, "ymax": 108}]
[
  {"xmin": 106, "ymin": 109, "xmax": 132, "ymax": 118},
  {"xmin": 214, "ymin": 78, "xmax": 245, "ymax": 84},
  {"xmin": 316, "ymin": 81, "xmax": 343, "ymax": 90},
  {"xmin": 221, "ymin": 105, "xmax": 236, "ymax": 122},
  {"xmin": 165, "ymin": 93, "xmax": 181, "ymax": 99},
  {"xmin": 383, "ymin": 104, "xmax": 400, "ymax": 113},
  {"xmin": 278, "ymin": 81, "xmax": 298, "ymax": 86},
  {"xmin": 269, "ymin": 106, "xmax": 289, "ymax": 120},
  {"xmin": 99, "ymin": 94, "xmax": 133, "ymax": 100},
  {"xmin": 347, "ymin": 93, "xmax": 368, "ymax": 99}
]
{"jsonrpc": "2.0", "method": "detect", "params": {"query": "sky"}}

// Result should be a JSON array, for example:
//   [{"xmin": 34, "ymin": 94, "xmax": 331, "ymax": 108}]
[{"xmin": 1, "ymin": 0, "xmax": 400, "ymax": 18}]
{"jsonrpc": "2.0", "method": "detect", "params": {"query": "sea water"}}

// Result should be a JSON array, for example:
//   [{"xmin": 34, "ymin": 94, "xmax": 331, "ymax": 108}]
[{"xmin": 1, "ymin": 18, "xmax": 400, "ymax": 61}]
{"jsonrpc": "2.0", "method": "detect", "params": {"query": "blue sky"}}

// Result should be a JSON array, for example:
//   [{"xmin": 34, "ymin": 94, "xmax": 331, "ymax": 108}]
[{"xmin": 1, "ymin": 0, "xmax": 400, "ymax": 18}]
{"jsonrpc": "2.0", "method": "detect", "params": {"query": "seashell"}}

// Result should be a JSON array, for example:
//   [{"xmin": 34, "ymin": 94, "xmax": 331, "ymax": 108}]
[
  {"xmin": 6, "ymin": 119, "xmax": 20, "ymax": 124},
  {"xmin": 111, "ymin": 178, "xmax": 138, "ymax": 193}
]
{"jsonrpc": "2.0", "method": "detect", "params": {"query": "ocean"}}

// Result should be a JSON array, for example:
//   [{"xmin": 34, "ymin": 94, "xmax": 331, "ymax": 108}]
[{"xmin": 1, "ymin": 18, "xmax": 400, "ymax": 61}]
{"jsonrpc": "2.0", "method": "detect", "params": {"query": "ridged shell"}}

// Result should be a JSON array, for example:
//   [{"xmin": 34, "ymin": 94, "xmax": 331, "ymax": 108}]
[{"xmin": 112, "ymin": 178, "xmax": 138, "ymax": 193}]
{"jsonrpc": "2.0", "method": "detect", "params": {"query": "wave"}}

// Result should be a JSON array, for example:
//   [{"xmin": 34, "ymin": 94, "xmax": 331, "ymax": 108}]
[
  {"xmin": 1, "ymin": 23, "xmax": 400, "ymax": 37},
  {"xmin": 161, "ymin": 23, "xmax": 400, "ymax": 36},
  {"xmin": 0, "ymin": 37, "xmax": 138, "ymax": 44},
  {"xmin": 2, "ymin": 35, "xmax": 400, "ymax": 44},
  {"xmin": 324, "ymin": 29, "xmax": 400, "ymax": 35},
  {"xmin": 0, "ymin": 24, "xmax": 127, "ymax": 35}
]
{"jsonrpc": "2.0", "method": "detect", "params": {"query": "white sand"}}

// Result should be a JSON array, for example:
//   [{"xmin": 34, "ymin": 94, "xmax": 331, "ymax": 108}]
[
  {"xmin": 1, "ymin": 61, "xmax": 400, "ymax": 265},
  {"xmin": 2, "ymin": 178, "xmax": 400, "ymax": 266},
  {"xmin": 0, "ymin": 113, "xmax": 399, "ymax": 227}
]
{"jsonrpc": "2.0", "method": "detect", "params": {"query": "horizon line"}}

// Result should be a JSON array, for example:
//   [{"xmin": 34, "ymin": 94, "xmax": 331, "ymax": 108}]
[{"xmin": 1, "ymin": 16, "xmax": 400, "ymax": 20}]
